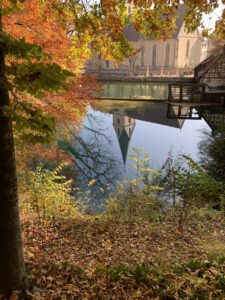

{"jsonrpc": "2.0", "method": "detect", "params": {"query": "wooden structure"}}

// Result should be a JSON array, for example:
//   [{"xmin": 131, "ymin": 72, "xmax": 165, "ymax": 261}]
[
  {"xmin": 199, "ymin": 109, "xmax": 225, "ymax": 131},
  {"xmin": 168, "ymin": 83, "xmax": 206, "ymax": 102},
  {"xmin": 194, "ymin": 46, "xmax": 225, "ymax": 88},
  {"xmin": 167, "ymin": 104, "xmax": 201, "ymax": 120}
]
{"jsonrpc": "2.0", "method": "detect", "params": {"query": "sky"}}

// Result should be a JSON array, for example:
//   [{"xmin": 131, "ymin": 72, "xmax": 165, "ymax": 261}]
[{"xmin": 202, "ymin": 2, "xmax": 225, "ymax": 31}]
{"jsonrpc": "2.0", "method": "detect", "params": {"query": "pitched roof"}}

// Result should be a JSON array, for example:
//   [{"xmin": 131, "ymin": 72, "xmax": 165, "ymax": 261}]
[
  {"xmin": 123, "ymin": 103, "xmax": 186, "ymax": 129},
  {"xmin": 118, "ymin": 129, "xmax": 130, "ymax": 165},
  {"xmin": 194, "ymin": 46, "xmax": 225, "ymax": 79},
  {"xmin": 101, "ymin": 103, "xmax": 186, "ymax": 129},
  {"xmin": 123, "ymin": 4, "xmax": 186, "ymax": 42},
  {"xmin": 174, "ymin": 4, "xmax": 186, "ymax": 38}
]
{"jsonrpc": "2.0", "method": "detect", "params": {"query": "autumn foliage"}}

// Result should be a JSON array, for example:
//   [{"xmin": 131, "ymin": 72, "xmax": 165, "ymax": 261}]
[
  {"xmin": 3, "ymin": 0, "xmax": 72, "ymax": 66},
  {"xmin": 3, "ymin": 0, "xmax": 100, "ymax": 130}
]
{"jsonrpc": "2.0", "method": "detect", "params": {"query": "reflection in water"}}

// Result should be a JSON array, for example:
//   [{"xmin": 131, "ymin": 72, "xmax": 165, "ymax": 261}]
[
  {"xmin": 59, "ymin": 118, "xmax": 122, "ymax": 209},
  {"xmin": 111, "ymin": 104, "xmax": 225, "ymax": 166},
  {"xmin": 113, "ymin": 112, "xmax": 135, "ymax": 165},
  {"xmin": 167, "ymin": 105, "xmax": 201, "ymax": 120},
  {"xmin": 101, "ymin": 82, "xmax": 168, "ymax": 100},
  {"xmin": 198, "ymin": 107, "xmax": 225, "ymax": 133},
  {"xmin": 110, "ymin": 104, "xmax": 203, "ymax": 165},
  {"xmin": 198, "ymin": 106, "xmax": 225, "ymax": 183},
  {"xmin": 68, "ymin": 101, "xmax": 225, "ymax": 206}
]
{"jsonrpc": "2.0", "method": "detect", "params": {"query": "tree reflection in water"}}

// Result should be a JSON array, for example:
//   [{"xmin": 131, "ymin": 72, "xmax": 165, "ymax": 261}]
[
  {"xmin": 197, "ymin": 106, "xmax": 225, "ymax": 182},
  {"xmin": 58, "ymin": 103, "xmax": 225, "ymax": 211},
  {"xmin": 198, "ymin": 126, "xmax": 225, "ymax": 183},
  {"xmin": 58, "ymin": 115, "xmax": 121, "ymax": 211}
]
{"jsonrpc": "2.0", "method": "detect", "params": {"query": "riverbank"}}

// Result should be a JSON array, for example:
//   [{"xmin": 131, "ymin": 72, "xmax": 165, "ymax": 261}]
[
  {"xmin": 21, "ymin": 210, "xmax": 225, "ymax": 299},
  {"xmin": 97, "ymin": 76, "xmax": 193, "ymax": 84},
  {"xmin": 98, "ymin": 97, "xmax": 221, "ymax": 106}
]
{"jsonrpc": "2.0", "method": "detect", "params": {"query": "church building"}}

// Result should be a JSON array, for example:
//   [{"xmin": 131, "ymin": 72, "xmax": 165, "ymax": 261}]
[{"xmin": 87, "ymin": 4, "xmax": 208, "ymax": 76}]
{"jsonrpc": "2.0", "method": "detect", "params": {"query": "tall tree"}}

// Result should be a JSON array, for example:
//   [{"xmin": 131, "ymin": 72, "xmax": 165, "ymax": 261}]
[
  {"xmin": 0, "ymin": 0, "xmax": 225, "ymax": 296},
  {"xmin": 0, "ymin": 10, "xmax": 26, "ymax": 295},
  {"xmin": 0, "ymin": 0, "xmax": 77, "ymax": 296}
]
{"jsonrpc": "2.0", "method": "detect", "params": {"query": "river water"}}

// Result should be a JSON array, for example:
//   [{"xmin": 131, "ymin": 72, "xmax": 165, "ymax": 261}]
[
  {"xmin": 101, "ymin": 82, "xmax": 168, "ymax": 99},
  {"xmin": 66, "ymin": 82, "xmax": 225, "ymax": 208},
  {"xmin": 75, "ymin": 105, "xmax": 224, "ymax": 206}
]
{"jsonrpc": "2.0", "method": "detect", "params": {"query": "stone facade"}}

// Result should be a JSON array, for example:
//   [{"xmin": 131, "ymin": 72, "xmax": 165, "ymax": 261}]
[{"xmin": 86, "ymin": 4, "xmax": 208, "ymax": 77}]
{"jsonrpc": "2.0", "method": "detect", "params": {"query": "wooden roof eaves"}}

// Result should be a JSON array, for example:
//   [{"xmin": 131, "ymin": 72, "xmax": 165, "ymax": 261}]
[
  {"xmin": 201, "ymin": 53, "xmax": 224, "ymax": 77},
  {"xmin": 194, "ymin": 50, "xmax": 225, "ymax": 78}
]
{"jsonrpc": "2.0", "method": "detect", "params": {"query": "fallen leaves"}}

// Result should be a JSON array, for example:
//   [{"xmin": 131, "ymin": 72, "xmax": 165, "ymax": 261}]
[{"xmin": 20, "ymin": 213, "xmax": 225, "ymax": 299}]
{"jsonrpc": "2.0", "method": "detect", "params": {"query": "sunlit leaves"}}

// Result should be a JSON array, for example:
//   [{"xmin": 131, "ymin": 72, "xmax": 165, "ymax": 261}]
[
  {"xmin": 12, "ymin": 62, "xmax": 73, "ymax": 97},
  {"xmin": 29, "ymin": 163, "xmax": 77, "ymax": 218},
  {"xmin": 3, "ymin": 102, "xmax": 56, "ymax": 144},
  {"xmin": 0, "ymin": 33, "xmax": 46, "ymax": 59}
]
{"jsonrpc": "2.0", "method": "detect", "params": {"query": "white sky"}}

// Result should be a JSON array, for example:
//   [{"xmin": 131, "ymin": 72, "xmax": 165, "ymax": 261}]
[{"xmin": 202, "ymin": 2, "xmax": 225, "ymax": 31}]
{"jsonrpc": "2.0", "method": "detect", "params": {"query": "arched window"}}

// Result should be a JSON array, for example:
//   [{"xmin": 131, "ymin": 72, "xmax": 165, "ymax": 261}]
[
  {"xmin": 105, "ymin": 60, "xmax": 109, "ymax": 68},
  {"xmin": 141, "ymin": 47, "xmax": 145, "ymax": 67},
  {"xmin": 186, "ymin": 39, "xmax": 190, "ymax": 58},
  {"xmin": 165, "ymin": 43, "xmax": 170, "ymax": 67},
  {"xmin": 152, "ymin": 45, "xmax": 157, "ymax": 67}
]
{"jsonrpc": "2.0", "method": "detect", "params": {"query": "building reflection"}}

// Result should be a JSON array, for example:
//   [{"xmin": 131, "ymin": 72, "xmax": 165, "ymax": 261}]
[
  {"xmin": 199, "ymin": 108, "xmax": 225, "ymax": 132},
  {"xmin": 109, "ymin": 103, "xmax": 225, "ymax": 164},
  {"xmin": 113, "ymin": 112, "xmax": 136, "ymax": 165},
  {"xmin": 166, "ymin": 104, "xmax": 201, "ymax": 120}
]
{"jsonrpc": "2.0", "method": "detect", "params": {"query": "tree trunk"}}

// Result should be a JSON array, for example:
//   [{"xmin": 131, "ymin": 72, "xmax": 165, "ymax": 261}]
[{"xmin": 0, "ymin": 13, "xmax": 26, "ymax": 297}]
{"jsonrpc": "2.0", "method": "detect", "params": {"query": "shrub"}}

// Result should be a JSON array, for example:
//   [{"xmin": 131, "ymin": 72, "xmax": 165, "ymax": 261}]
[
  {"xmin": 28, "ymin": 163, "xmax": 78, "ymax": 218},
  {"xmin": 106, "ymin": 147, "xmax": 163, "ymax": 220},
  {"xmin": 153, "ymin": 152, "xmax": 225, "ymax": 230}
]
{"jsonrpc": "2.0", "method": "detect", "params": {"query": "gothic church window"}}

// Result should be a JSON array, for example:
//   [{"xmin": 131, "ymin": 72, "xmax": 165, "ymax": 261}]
[
  {"xmin": 186, "ymin": 39, "xmax": 190, "ymax": 58},
  {"xmin": 152, "ymin": 45, "xmax": 156, "ymax": 67},
  {"xmin": 165, "ymin": 43, "xmax": 170, "ymax": 67},
  {"xmin": 141, "ymin": 47, "xmax": 145, "ymax": 66}
]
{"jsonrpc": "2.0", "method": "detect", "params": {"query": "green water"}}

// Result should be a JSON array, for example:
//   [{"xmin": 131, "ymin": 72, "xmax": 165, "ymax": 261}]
[{"xmin": 101, "ymin": 82, "xmax": 168, "ymax": 100}]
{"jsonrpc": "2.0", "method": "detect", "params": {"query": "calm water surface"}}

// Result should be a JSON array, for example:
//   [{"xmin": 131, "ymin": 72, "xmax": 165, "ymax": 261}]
[
  {"xmin": 73, "ymin": 100, "xmax": 225, "ymax": 207},
  {"xmin": 101, "ymin": 82, "xmax": 168, "ymax": 99}
]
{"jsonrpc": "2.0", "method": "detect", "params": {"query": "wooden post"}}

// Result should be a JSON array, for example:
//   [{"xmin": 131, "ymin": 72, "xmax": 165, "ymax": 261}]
[
  {"xmin": 179, "ymin": 85, "xmax": 183, "ymax": 102},
  {"xmin": 192, "ymin": 89, "xmax": 194, "ymax": 102},
  {"xmin": 178, "ymin": 105, "xmax": 182, "ymax": 118},
  {"xmin": 167, "ymin": 104, "xmax": 172, "ymax": 117},
  {"xmin": 189, "ymin": 107, "xmax": 193, "ymax": 118},
  {"xmin": 168, "ymin": 84, "xmax": 172, "ymax": 101},
  {"xmin": 201, "ymin": 85, "xmax": 206, "ymax": 101}
]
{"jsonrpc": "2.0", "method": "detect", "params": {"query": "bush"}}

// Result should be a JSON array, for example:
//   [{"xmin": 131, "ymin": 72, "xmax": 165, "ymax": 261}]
[
  {"xmin": 106, "ymin": 148, "xmax": 163, "ymax": 221},
  {"xmin": 153, "ymin": 152, "xmax": 225, "ymax": 230},
  {"xmin": 28, "ymin": 163, "xmax": 78, "ymax": 218}
]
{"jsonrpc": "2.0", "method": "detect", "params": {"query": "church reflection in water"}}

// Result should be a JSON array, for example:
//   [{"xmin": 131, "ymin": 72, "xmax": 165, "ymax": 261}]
[
  {"xmin": 109, "ymin": 103, "xmax": 225, "ymax": 165},
  {"xmin": 73, "ymin": 101, "xmax": 225, "ymax": 208},
  {"xmin": 113, "ymin": 112, "xmax": 136, "ymax": 165}
]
